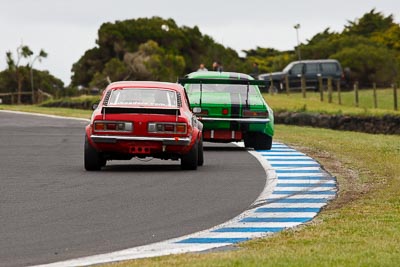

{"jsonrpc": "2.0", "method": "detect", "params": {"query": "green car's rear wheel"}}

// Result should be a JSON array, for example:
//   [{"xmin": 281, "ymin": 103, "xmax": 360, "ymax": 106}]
[{"xmin": 244, "ymin": 132, "xmax": 272, "ymax": 150}]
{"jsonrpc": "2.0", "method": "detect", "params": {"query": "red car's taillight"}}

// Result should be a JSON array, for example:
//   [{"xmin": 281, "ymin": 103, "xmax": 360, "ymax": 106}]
[
  {"xmin": 93, "ymin": 121, "xmax": 133, "ymax": 132},
  {"xmin": 148, "ymin": 122, "xmax": 187, "ymax": 134}
]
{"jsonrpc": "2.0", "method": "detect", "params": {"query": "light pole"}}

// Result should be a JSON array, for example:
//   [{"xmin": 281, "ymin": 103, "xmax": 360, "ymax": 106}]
[{"xmin": 294, "ymin": 23, "xmax": 301, "ymax": 61}]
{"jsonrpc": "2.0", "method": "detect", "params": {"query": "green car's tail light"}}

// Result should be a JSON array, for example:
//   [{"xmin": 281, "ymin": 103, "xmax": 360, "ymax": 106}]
[
  {"xmin": 94, "ymin": 121, "xmax": 133, "ymax": 132},
  {"xmin": 222, "ymin": 108, "xmax": 229, "ymax": 115},
  {"xmin": 242, "ymin": 110, "xmax": 268, "ymax": 118},
  {"xmin": 148, "ymin": 122, "xmax": 187, "ymax": 134}
]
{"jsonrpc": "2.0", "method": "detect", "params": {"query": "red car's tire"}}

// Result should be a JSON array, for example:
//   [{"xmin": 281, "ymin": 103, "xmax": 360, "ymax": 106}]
[
  {"xmin": 197, "ymin": 136, "xmax": 204, "ymax": 166},
  {"xmin": 84, "ymin": 136, "xmax": 104, "ymax": 171},
  {"xmin": 181, "ymin": 141, "xmax": 198, "ymax": 170}
]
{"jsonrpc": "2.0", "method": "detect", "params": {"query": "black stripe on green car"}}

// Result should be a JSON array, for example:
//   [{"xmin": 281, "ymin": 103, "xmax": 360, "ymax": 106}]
[
  {"xmin": 230, "ymin": 93, "xmax": 241, "ymax": 118},
  {"xmin": 230, "ymin": 103, "xmax": 241, "ymax": 131}
]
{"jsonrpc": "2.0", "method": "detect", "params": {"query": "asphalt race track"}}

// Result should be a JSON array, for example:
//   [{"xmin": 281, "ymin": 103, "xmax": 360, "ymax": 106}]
[{"xmin": 0, "ymin": 111, "xmax": 266, "ymax": 267}]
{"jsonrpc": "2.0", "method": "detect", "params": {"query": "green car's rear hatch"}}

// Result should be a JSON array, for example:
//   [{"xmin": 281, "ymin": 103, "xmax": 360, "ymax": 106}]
[{"xmin": 179, "ymin": 77, "xmax": 269, "ymax": 117}]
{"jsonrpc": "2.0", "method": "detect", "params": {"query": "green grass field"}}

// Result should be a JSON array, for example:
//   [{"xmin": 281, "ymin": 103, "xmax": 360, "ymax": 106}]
[{"xmin": 1, "ymin": 97, "xmax": 399, "ymax": 266}]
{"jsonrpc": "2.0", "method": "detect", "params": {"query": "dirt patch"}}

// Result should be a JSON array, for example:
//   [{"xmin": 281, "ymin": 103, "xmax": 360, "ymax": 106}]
[{"xmin": 289, "ymin": 144, "xmax": 373, "ymax": 210}]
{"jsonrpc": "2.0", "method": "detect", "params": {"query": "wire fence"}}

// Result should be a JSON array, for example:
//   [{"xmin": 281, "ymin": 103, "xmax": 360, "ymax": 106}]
[
  {"xmin": 0, "ymin": 90, "xmax": 53, "ymax": 105},
  {"xmin": 265, "ymin": 76, "xmax": 398, "ymax": 111}
]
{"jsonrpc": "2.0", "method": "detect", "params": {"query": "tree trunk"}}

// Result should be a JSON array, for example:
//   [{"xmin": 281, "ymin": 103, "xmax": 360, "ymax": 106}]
[{"xmin": 17, "ymin": 75, "xmax": 23, "ymax": 104}]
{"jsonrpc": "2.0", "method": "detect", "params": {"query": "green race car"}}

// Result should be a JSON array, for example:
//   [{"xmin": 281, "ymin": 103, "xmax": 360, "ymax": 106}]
[{"xmin": 179, "ymin": 71, "xmax": 274, "ymax": 150}]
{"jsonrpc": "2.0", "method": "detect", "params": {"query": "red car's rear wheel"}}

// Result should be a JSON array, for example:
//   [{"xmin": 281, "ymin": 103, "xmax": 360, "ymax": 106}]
[
  {"xmin": 181, "ymin": 141, "xmax": 198, "ymax": 170},
  {"xmin": 84, "ymin": 136, "xmax": 105, "ymax": 171},
  {"xmin": 197, "ymin": 136, "xmax": 204, "ymax": 166}
]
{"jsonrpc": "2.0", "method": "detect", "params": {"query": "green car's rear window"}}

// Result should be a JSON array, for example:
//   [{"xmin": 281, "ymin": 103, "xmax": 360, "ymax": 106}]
[{"xmin": 188, "ymin": 84, "xmax": 259, "ymax": 94}]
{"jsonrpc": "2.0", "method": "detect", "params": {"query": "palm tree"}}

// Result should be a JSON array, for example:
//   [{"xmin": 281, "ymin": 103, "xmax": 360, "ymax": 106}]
[
  {"xmin": 6, "ymin": 45, "xmax": 33, "ymax": 104},
  {"xmin": 6, "ymin": 45, "xmax": 47, "ymax": 104}
]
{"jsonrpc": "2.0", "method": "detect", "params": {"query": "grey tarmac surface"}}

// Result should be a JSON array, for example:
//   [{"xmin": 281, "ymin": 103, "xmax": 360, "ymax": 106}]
[{"xmin": 0, "ymin": 111, "xmax": 266, "ymax": 267}]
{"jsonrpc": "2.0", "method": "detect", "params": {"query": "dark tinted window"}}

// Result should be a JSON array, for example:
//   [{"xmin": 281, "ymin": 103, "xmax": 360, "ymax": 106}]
[
  {"xmin": 321, "ymin": 63, "xmax": 338, "ymax": 73},
  {"xmin": 305, "ymin": 63, "xmax": 319, "ymax": 74},
  {"xmin": 290, "ymin": 63, "xmax": 303, "ymax": 75}
]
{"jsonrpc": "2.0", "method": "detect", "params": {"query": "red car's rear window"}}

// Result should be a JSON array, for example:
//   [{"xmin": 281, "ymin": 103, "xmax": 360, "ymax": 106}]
[{"xmin": 108, "ymin": 88, "xmax": 178, "ymax": 107}]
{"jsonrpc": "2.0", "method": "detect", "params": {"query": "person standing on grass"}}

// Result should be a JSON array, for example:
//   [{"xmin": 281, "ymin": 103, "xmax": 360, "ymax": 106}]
[
  {"xmin": 197, "ymin": 63, "xmax": 208, "ymax": 72},
  {"xmin": 212, "ymin": 61, "xmax": 223, "ymax": 72},
  {"xmin": 250, "ymin": 62, "xmax": 259, "ymax": 79}
]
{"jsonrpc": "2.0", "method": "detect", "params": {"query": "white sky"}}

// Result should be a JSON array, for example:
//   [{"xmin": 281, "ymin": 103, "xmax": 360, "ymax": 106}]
[{"xmin": 1, "ymin": 0, "xmax": 399, "ymax": 85}]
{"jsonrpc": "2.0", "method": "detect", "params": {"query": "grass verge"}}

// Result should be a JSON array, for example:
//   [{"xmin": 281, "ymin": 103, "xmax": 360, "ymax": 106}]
[
  {"xmin": 104, "ymin": 125, "xmax": 400, "ymax": 267},
  {"xmin": 0, "ymin": 104, "xmax": 92, "ymax": 119}
]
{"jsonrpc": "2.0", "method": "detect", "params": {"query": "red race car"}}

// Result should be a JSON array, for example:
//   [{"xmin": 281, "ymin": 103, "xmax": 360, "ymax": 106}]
[{"xmin": 84, "ymin": 81, "xmax": 203, "ymax": 171}]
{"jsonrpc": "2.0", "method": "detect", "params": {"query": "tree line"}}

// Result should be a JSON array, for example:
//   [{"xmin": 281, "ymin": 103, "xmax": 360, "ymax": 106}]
[
  {"xmin": 245, "ymin": 9, "xmax": 400, "ymax": 88},
  {"xmin": 1, "ymin": 9, "xmax": 399, "ymax": 99}
]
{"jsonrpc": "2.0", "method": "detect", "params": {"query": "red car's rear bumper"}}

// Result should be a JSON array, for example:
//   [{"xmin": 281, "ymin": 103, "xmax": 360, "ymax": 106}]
[
  {"xmin": 89, "ymin": 134, "xmax": 193, "ymax": 156},
  {"xmin": 90, "ymin": 134, "xmax": 191, "ymax": 145}
]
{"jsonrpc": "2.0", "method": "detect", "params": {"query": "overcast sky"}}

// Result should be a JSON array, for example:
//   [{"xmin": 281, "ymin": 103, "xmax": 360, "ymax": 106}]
[{"xmin": 1, "ymin": 0, "xmax": 399, "ymax": 85}]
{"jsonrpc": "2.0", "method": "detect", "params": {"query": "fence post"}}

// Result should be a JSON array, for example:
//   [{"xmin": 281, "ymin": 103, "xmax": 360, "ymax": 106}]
[
  {"xmin": 327, "ymin": 77, "xmax": 333, "ymax": 103},
  {"xmin": 394, "ymin": 83, "xmax": 398, "ymax": 111},
  {"xmin": 337, "ymin": 79, "xmax": 342, "ymax": 105},
  {"xmin": 268, "ymin": 73, "xmax": 274, "ymax": 95},
  {"xmin": 285, "ymin": 75, "xmax": 290, "ymax": 95},
  {"xmin": 37, "ymin": 90, "xmax": 41, "ymax": 104},
  {"xmin": 319, "ymin": 76, "xmax": 324, "ymax": 102},
  {"xmin": 301, "ymin": 75, "xmax": 306, "ymax": 98},
  {"xmin": 373, "ymin": 82, "xmax": 378, "ymax": 109},
  {"xmin": 354, "ymin": 81, "xmax": 359, "ymax": 107}
]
